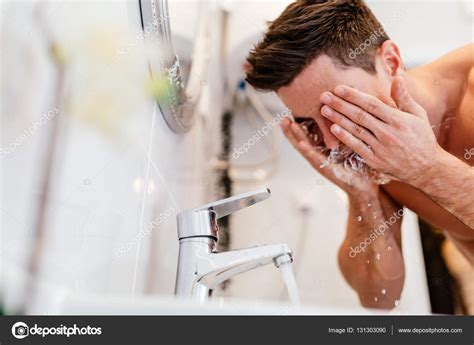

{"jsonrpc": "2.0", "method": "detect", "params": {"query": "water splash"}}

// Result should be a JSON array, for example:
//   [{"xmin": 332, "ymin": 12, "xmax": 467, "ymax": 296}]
[
  {"xmin": 297, "ymin": 118, "xmax": 391, "ymax": 185},
  {"xmin": 327, "ymin": 146, "xmax": 391, "ymax": 184},
  {"xmin": 431, "ymin": 115, "xmax": 455, "ymax": 130}
]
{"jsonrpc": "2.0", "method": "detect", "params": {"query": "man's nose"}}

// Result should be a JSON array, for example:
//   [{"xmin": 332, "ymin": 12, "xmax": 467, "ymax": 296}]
[{"xmin": 315, "ymin": 116, "xmax": 340, "ymax": 149}]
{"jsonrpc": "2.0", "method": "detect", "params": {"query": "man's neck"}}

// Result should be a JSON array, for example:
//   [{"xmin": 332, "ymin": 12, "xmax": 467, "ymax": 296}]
[{"xmin": 403, "ymin": 70, "xmax": 448, "ymax": 129}]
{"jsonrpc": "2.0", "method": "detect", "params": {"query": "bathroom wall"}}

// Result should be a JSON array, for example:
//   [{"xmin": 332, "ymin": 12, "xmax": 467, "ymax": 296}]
[
  {"xmin": 1, "ymin": 0, "xmax": 221, "ymax": 313},
  {"xmin": 368, "ymin": 0, "xmax": 472, "ymax": 66}
]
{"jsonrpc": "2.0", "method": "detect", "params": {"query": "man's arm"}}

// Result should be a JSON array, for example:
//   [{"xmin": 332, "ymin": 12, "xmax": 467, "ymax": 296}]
[
  {"xmin": 281, "ymin": 118, "xmax": 405, "ymax": 309},
  {"xmin": 413, "ymin": 150, "xmax": 474, "ymax": 262},
  {"xmin": 414, "ymin": 149, "xmax": 474, "ymax": 228},
  {"xmin": 338, "ymin": 190, "xmax": 405, "ymax": 309}
]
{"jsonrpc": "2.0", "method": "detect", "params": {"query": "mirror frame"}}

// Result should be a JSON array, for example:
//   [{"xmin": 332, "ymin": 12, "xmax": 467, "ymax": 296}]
[{"xmin": 138, "ymin": 0, "xmax": 208, "ymax": 133}]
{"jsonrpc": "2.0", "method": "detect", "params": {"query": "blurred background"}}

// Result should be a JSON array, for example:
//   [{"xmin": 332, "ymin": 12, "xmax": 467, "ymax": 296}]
[{"xmin": 1, "ymin": 0, "xmax": 472, "ymax": 315}]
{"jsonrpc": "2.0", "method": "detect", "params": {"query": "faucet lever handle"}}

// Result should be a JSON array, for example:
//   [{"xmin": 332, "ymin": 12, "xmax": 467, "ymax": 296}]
[
  {"xmin": 195, "ymin": 188, "xmax": 271, "ymax": 219},
  {"xmin": 177, "ymin": 188, "xmax": 271, "ymax": 240}
]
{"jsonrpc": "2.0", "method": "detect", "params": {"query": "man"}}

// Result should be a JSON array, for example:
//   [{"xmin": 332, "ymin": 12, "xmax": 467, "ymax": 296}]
[{"xmin": 245, "ymin": 0, "xmax": 474, "ymax": 309}]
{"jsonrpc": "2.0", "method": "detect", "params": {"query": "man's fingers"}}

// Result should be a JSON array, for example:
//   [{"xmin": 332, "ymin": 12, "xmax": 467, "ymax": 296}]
[
  {"xmin": 288, "ymin": 122, "xmax": 327, "ymax": 168},
  {"xmin": 290, "ymin": 122, "xmax": 312, "ymax": 144},
  {"xmin": 330, "ymin": 86, "xmax": 395, "ymax": 124},
  {"xmin": 391, "ymin": 76, "xmax": 427, "ymax": 118},
  {"xmin": 330, "ymin": 124, "xmax": 375, "ymax": 163},
  {"xmin": 282, "ymin": 120, "xmax": 322, "ymax": 164},
  {"xmin": 320, "ymin": 91, "xmax": 387, "ymax": 133},
  {"xmin": 321, "ymin": 105, "xmax": 379, "ymax": 149},
  {"xmin": 297, "ymin": 140, "xmax": 327, "ymax": 169},
  {"xmin": 281, "ymin": 118, "xmax": 300, "ymax": 149}
]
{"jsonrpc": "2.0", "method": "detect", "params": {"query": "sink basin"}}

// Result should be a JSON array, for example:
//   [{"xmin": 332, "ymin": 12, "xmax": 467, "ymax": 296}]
[{"xmin": 58, "ymin": 294, "xmax": 391, "ymax": 315}]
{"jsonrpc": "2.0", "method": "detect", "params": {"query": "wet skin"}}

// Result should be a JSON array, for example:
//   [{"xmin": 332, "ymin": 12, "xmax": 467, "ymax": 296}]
[{"xmin": 277, "ymin": 42, "xmax": 474, "ymax": 308}]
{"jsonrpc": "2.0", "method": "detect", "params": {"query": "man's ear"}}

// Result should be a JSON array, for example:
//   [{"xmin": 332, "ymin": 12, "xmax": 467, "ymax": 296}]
[{"xmin": 377, "ymin": 40, "xmax": 404, "ymax": 77}]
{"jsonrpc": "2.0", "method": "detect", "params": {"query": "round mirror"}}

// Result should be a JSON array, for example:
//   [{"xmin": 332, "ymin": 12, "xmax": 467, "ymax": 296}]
[{"xmin": 138, "ymin": 0, "xmax": 208, "ymax": 133}]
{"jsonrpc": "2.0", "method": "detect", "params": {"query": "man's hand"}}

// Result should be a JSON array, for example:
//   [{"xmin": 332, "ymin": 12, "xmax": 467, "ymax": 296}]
[
  {"xmin": 320, "ymin": 76, "xmax": 474, "ymax": 230},
  {"xmin": 319, "ymin": 76, "xmax": 443, "ymax": 186},
  {"xmin": 281, "ymin": 118, "xmax": 379, "ymax": 195}
]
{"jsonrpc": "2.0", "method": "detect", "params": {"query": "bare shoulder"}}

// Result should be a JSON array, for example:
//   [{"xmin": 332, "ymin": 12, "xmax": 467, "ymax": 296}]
[
  {"xmin": 422, "ymin": 45, "xmax": 474, "ymax": 154},
  {"xmin": 430, "ymin": 43, "xmax": 474, "ymax": 79}
]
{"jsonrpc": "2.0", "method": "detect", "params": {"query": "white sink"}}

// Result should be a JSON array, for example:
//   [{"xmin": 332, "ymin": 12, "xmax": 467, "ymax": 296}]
[{"xmin": 58, "ymin": 294, "xmax": 393, "ymax": 315}]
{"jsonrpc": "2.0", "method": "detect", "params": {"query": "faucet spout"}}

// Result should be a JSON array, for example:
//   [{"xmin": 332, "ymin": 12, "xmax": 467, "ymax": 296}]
[{"xmin": 199, "ymin": 244, "xmax": 293, "ymax": 290}]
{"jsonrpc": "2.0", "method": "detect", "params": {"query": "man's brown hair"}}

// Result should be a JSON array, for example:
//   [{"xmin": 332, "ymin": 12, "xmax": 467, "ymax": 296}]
[{"xmin": 245, "ymin": 0, "xmax": 389, "ymax": 91}]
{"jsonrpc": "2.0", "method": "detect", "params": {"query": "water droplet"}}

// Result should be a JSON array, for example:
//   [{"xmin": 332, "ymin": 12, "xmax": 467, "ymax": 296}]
[
  {"xmin": 83, "ymin": 178, "xmax": 91, "ymax": 185},
  {"xmin": 375, "ymin": 253, "xmax": 381, "ymax": 260},
  {"xmin": 366, "ymin": 260, "xmax": 370, "ymax": 264},
  {"xmin": 374, "ymin": 297, "xmax": 378, "ymax": 302},
  {"xmin": 381, "ymin": 289, "xmax": 386, "ymax": 295},
  {"xmin": 394, "ymin": 299, "xmax": 400, "ymax": 306},
  {"xmin": 387, "ymin": 246, "xmax": 392, "ymax": 252},
  {"xmin": 367, "ymin": 203, "xmax": 372, "ymax": 207},
  {"xmin": 357, "ymin": 216, "xmax": 362, "ymax": 222},
  {"xmin": 373, "ymin": 213, "xmax": 377, "ymax": 220}
]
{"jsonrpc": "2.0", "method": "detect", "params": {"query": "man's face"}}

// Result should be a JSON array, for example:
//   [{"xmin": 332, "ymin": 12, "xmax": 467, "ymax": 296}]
[{"xmin": 277, "ymin": 54, "xmax": 392, "ymax": 149}]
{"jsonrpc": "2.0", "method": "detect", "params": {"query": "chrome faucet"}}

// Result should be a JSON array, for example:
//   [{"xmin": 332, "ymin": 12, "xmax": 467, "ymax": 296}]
[{"xmin": 175, "ymin": 188, "xmax": 293, "ymax": 302}]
